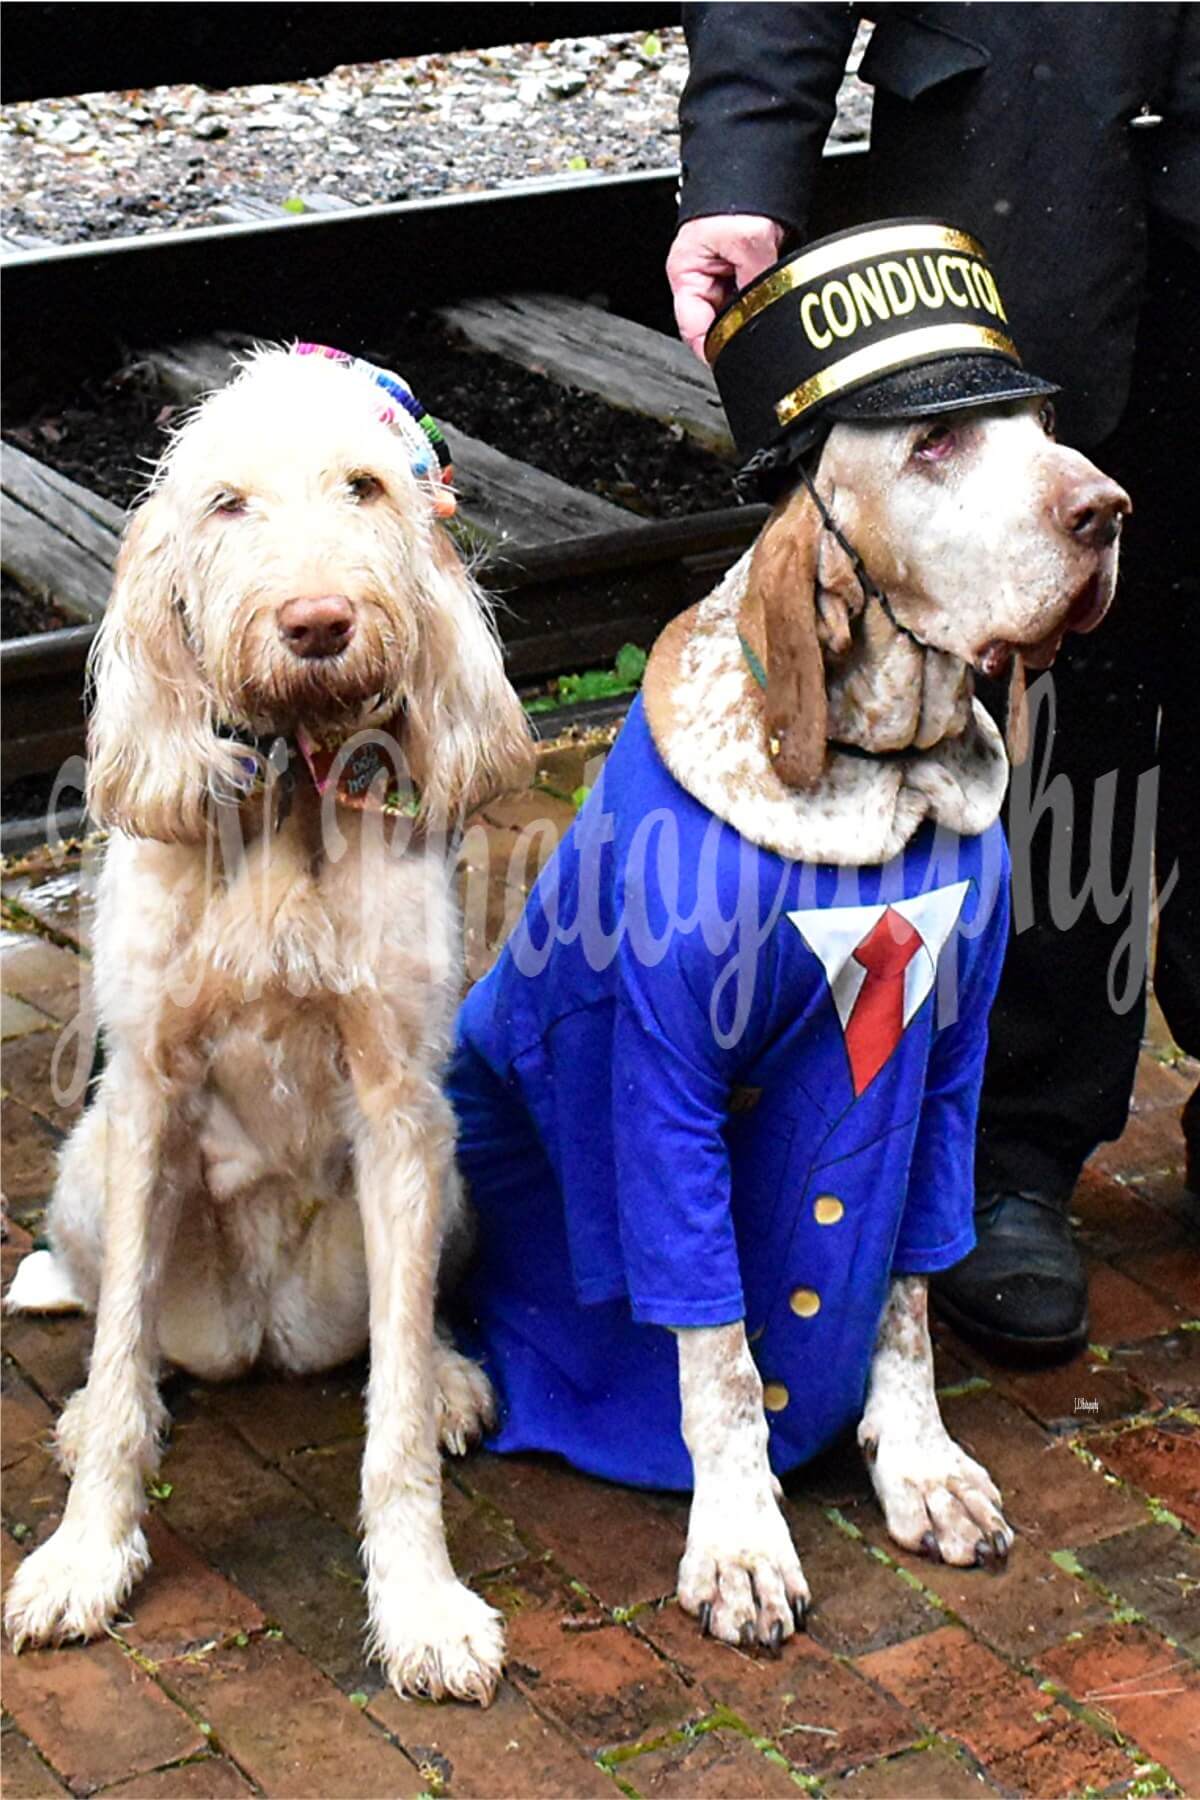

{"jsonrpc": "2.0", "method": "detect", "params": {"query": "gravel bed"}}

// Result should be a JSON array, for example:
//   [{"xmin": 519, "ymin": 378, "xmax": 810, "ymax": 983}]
[{"xmin": 1, "ymin": 27, "xmax": 871, "ymax": 247}]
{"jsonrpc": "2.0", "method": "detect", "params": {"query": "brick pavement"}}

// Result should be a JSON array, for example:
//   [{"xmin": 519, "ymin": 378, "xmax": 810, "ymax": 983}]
[{"xmin": 2, "ymin": 731, "xmax": 1197, "ymax": 1798}]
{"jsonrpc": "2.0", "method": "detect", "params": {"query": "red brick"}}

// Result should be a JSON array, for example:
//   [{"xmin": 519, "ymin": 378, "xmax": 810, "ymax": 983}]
[
  {"xmin": 480, "ymin": 787, "xmax": 579, "ymax": 841},
  {"xmin": 619, "ymin": 1727, "xmax": 802, "ymax": 1796},
  {"xmin": 368, "ymin": 1679, "xmax": 617, "ymax": 1797},
  {"xmin": 3, "ymin": 866, "xmax": 97, "ymax": 955},
  {"xmin": 938, "ymin": 1388, "xmax": 1145, "ymax": 1549},
  {"xmin": 1085, "ymin": 1262, "xmax": 1184, "ymax": 1346},
  {"xmin": 3, "ymin": 1635, "xmax": 205, "ymax": 1794},
  {"xmin": 1039, "ymin": 1622, "xmax": 1200, "ymax": 1792},
  {"xmin": 1, "ymin": 1030, "xmax": 90, "ymax": 1135},
  {"xmin": 2, "ymin": 1361, "xmax": 55, "ymax": 1463},
  {"xmin": 846, "ymin": 1498, "xmax": 1114, "ymax": 1660},
  {"xmin": 161, "ymin": 1633, "xmax": 420, "ymax": 1797},
  {"xmin": 781, "ymin": 1500, "xmax": 941, "ymax": 1655},
  {"xmin": 1, "ymin": 1311, "xmax": 89, "ymax": 1411},
  {"xmin": 199, "ymin": 1365, "xmax": 366, "ymax": 1461},
  {"xmin": 1113, "ymin": 1329, "xmax": 1200, "ymax": 1407},
  {"xmin": 1, "ymin": 1367, "xmax": 69, "ymax": 1549},
  {"xmin": 1129, "ymin": 1054, "xmax": 1193, "ymax": 1114},
  {"xmin": 287, "ymin": 1440, "xmax": 527, "ymax": 1581},
  {"xmin": 859, "ymin": 1625, "xmax": 1129, "ymax": 1795},
  {"xmin": 993, "ymin": 1344, "xmax": 1151, "ymax": 1432},
  {"xmin": 485, "ymin": 1564, "xmax": 692, "ymax": 1754},
  {"xmin": 0, "ymin": 934, "xmax": 88, "ymax": 1026},
  {"xmin": 1120, "ymin": 1246, "xmax": 1200, "ymax": 1314},
  {"xmin": 156, "ymin": 1407, "xmax": 314, "ymax": 1554},
  {"xmin": 99, "ymin": 1758, "xmax": 253, "ymax": 1798},
  {"xmin": 1070, "ymin": 1165, "xmax": 1186, "ymax": 1255},
  {"xmin": 184, "ymin": 1487, "xmax": 372, "ymax": 1694},
  {"xmin": 0, "ymin": 1098, "xmax": 63, "ymax": 1206},
  {"xmin": 0, "ymin": 1730, "xmax": 70, "ymax": 1797},
  {"xmin": 1090, "ymin": 1109, "xmax": 1187, "ymax": 1188},
  {"xmin": 1077, "ymin": 1523, "xmax": 1200, "ymax": 1654},
  {"xmin": 120, "ymin": 1516, "xmax": 264, "ymax": 1665},
  {"xmin": 1090, "ymin": 1421, "xmax": 1200, "ymax": 1531},
  {"xmin": 636, "ymin": 1601, "xmax": 917, "ymax": 1775},
  {"xmin": 157, "ymin": 1409, "xmax": 377, "ymax": 1694},
  {"xmin": 460, "ymin": 1452, "xmax": 685, "ymax": 1609},
  {"xmin": 824, "ymin": 1744, "xmax": 998, "ymax": 1798}
]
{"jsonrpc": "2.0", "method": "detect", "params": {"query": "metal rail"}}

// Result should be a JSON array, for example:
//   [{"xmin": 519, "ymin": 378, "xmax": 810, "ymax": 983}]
[{"xmin": 1, "ymin": 151, "xmax": 868, "ymax": 788}]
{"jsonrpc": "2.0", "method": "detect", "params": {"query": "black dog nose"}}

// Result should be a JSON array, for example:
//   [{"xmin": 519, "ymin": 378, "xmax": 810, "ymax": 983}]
[
  {"xmin": 1056, "ymin": 478, "xmax": 1131, "ymax": 548},
  {"xmin": 278, "ymin": 594, "xmax": 355, "ymax": 659}
]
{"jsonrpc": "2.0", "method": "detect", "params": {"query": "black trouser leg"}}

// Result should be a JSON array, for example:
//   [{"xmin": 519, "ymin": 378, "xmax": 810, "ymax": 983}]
[
  {"xmin": 975, "ymin": 602, "xmax": 1164, "ymax": 1197},
  {"xmin": 978, "ymin": 230, "xmax": 1199, "ymax": 1196}
]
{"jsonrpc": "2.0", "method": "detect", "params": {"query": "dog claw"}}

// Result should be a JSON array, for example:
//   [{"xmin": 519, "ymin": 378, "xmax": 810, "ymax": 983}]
[
  {"xmin": 920, "ymin": 1530, "xmax": 943, "ymax": 1563},
  {"xmin": 974, "ymin": 1538, "xmax": 994, "ymax": 1568},
  {"xmin": 767, "ymin": 1621, "xmax": 784, "ymax": 1656},
  {"xmin": 698, "ymin": 1603, "xmax": 712, "ymax": 1637},
  {"xmin": 739, "ymin": 1620, "xmax": 755, "ymax": 1647},
  {"xmin": 792, "ymin": 1596, "xmax": 808, "ymax": 1630},
  {"xmin": 990, "ymin": 1530, "xmax": 1011, "ymax": 1561}
]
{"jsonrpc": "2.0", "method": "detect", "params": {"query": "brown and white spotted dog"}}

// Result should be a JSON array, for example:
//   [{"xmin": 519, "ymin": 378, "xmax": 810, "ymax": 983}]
[{"xmin": 643, "ymin": 398, "xmax": 1128, "ymax": 1647}]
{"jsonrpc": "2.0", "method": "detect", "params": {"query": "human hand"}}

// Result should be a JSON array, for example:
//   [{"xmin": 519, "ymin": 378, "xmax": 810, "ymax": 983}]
[{"xmin": 666, "ymin": 215, "xmax": 787, "ymax": 362}]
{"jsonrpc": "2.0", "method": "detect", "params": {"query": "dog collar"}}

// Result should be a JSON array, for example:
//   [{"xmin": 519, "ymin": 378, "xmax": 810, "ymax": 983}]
[
  {"xmin": 290, "ymin": 342, "xmax": 457, "ymax": 519},
  {"xmin": 218, "ymin": 717, "xmax": 420, "ymax": 818},
  {"xmin": 736, "ymin": 632, "xmax": 916, "ymax": 765}
]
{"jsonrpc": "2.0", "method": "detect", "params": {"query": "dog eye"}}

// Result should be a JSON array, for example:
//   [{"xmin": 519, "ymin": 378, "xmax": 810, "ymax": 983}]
[
  {"xmin": 209, "ymin": 490, "xmax": 247, "ymax": 518},
  {"xmin": 347, "ymin": 472, "xmax": 384, "ymax": 503},
  {"xmin": 1038, "ymin": 400, "xmax": 1057, "ymax": 438},
  {"xmin": 913, "ymin": 423, "xmax": 957, "ymax": 462}
]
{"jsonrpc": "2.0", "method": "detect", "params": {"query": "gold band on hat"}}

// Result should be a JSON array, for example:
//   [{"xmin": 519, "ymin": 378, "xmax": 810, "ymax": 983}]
[
  {"xmin": 706, "ymin": 222, "xmax": 989, "ymax": 362},
  {"xmin": 774, "ymin": 324, "xmax": 1020, "ymax": 427}
]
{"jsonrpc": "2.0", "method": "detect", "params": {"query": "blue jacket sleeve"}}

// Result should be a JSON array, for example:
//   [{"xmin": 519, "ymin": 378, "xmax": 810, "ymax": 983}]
[{"xmin": 611, "ymin": 936, "xmax": 747, "ymax": 1328}]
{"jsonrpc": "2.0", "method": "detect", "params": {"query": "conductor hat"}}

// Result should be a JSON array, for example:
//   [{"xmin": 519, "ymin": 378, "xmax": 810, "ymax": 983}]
[{"xmin": 706, "ymin": 218, "xmax": 1059, "ymax": 479}]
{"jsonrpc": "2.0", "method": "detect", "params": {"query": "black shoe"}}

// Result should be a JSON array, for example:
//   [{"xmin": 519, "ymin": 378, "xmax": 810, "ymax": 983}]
[{"xmin": 930, "ymin": 1190, "xmax": 1088, "ymax": 1364}]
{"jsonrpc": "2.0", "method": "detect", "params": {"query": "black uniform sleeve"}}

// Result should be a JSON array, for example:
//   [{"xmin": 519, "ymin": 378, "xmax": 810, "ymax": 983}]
[{"xmin": 679, "ymin": 3, "xmax": 858, "ymax": 233}]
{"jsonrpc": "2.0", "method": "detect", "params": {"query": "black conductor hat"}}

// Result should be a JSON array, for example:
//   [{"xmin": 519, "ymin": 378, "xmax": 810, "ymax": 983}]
[{"xmin": 706, "ymin": 218, "xmax": 1059, "ymax": 478}]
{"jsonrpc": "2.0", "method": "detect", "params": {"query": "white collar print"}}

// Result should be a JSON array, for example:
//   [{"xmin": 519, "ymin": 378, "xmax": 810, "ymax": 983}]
[
  {"xmin": 787, "ymin": 880, "xmax": 971, "ymax": 1034},
  {"xmin": 642, "ymin": 552, "xmax": 1009, "ymax": 867}
]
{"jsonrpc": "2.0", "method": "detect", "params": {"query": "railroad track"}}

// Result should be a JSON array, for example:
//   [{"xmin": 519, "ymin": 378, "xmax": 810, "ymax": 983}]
[{"xmin": 1, "ymin": 150, "xmax": 869, "ymax": 825}]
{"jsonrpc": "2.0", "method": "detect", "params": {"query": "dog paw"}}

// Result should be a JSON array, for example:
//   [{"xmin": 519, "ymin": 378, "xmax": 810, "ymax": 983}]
[
  {"xmin": 433, "ymin": 1341, "xmax": 495, "ymax": 1457},
  {"xmin": 865, "ymin": 1429, "xmax": 1014, "ymax": 1568},
  {"xmin": 678, "ymin": 1501, "xmax": 810, "ymax": 1650},
  {"xmin": 4, "ymin": 1520, "xmax": 150, "ymax": 1649},
  {"xmin": 368, "ymin": 1577, "xmax": 504, "ymax": 1705}
]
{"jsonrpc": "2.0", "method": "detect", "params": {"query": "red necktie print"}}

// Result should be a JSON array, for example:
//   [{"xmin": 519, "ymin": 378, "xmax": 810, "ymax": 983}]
[{"xmin": 843, "ymin": 908, "xmax": 923, "ymax": 1095}]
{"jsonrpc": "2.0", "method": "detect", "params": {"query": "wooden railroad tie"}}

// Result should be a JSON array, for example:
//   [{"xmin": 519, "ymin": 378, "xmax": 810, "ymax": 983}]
[{"xmin": 438, "ymin": 291, "xmax": 735, "ymax": 459}]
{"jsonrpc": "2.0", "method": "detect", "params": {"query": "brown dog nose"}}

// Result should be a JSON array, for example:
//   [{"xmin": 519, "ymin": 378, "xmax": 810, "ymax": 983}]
[
  {"xmin": 1055, "ymin": 477, "xmax": 1131, "ymax": 549},
  {"xmin": 278, "ymin": 595, "xmax": 355, "ymax": 659}
]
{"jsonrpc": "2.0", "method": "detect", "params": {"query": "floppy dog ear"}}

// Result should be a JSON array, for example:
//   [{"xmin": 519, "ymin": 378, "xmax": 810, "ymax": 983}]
[
  {"xmin": 403, "ymin": 527, "xmax": 535, "ymax": 827},
  {"xmin": 87, "ymin": 498, "xmax": 235, "ymax": 842},
  {"xmin": 746, "ymin": 486, "xmax": 828, "ymax": 791}
]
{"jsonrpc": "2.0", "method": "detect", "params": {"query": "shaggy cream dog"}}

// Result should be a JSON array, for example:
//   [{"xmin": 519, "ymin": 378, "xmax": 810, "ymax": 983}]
[{"xmin": 4, "ymin": 346, "xmax": 533, "ymax": 1704}]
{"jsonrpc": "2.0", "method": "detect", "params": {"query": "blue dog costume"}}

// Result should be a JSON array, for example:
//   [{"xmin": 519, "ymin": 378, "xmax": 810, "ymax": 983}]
[
  {"xmin": 449, "ymin": 687, "xmax": 1010, "ymax": 1490},
  {"xmin": 448, "ymin": 219, "xmax": 1050, "ymax": 1491}
]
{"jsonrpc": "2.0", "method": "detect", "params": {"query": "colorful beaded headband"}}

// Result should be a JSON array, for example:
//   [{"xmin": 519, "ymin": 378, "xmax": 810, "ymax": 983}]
[{"xmin": 291, "ymin": 341, "xmax": 456, "ymax": 518}]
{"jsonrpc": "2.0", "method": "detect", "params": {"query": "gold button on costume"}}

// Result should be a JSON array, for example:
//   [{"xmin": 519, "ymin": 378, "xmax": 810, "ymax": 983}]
[
  {"xmin": 789, "ymin": 1287, "xmax": 822, "ymax": 1318},
  {"xmin": 763, "ymin": 1382, "xmax": 790, "ymax": 1412},
  {"xmin": 813, "ymin": 1195, "xmax": 844, "ymax": 1225}
]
